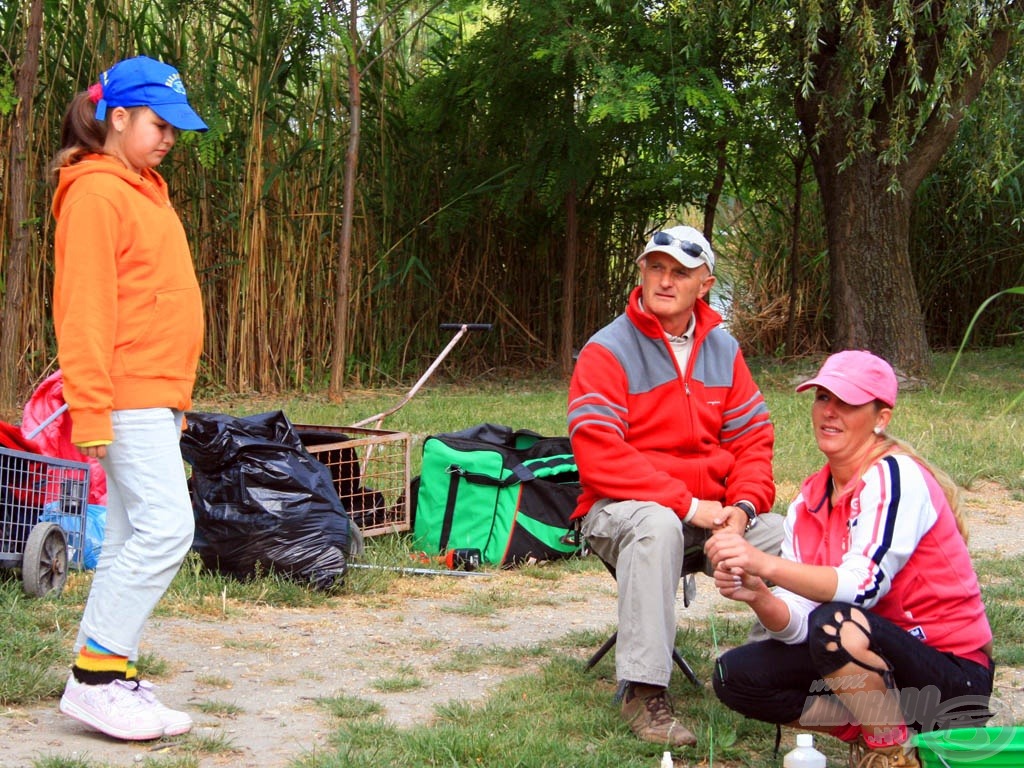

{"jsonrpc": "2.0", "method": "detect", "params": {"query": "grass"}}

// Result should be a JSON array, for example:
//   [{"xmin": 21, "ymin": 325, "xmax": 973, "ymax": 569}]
[
  {"xmin": 441, "ymin": 587, "xmax": 525, "ymax": 617},
  {"xmin": 300, "ymin": 657, "xmax": 788, "ymax": 768},
  {"xmin": 973, "ymin": 554, "xmax": 1024, "ymax": 667},
  {"xmin": 193, "ymin": 698, "xmax": 245, "ymax": 716},
  {"xmin": 370, "ymin": 665, "xmax": 426, "ymax": 693},
  {"xmin": 2, "ymin": 349, "xmax": 1022, "ymax": 767},
  {"xmin": 193, "ymin": 673, "xmax": 233, "ymax": 689},
  {"xmin": 317, "ymin": 694, "xmax": 385, "ymax": 720}
]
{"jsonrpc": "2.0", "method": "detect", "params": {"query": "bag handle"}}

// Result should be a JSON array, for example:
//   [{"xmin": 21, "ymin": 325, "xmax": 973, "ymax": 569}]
[
  {"xmin": 445, "ymin": 462, "xmax": 535, "ymax": 487},
  {"xmin": 443, "ymin": 423, "xmax": 543, "ymax": 451},
  {"xmin": 522, "ymin": 454, "xmax": 577, "ymax": 479},
  {"xmin": 437, "ymin": 462, "xmax": 535, "ymax": 551}
]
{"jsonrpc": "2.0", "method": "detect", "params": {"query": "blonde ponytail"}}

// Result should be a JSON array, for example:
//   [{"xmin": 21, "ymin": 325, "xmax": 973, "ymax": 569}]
[{"xmin": 869, "ymin": 433, "xmax": 969, "ymax": 543}]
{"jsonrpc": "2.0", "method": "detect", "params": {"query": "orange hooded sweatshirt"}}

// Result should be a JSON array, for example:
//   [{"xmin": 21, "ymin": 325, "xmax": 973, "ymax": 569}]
[{"xmin": 52, "ymin": 154, "xmax": 204, "ymax": 445}]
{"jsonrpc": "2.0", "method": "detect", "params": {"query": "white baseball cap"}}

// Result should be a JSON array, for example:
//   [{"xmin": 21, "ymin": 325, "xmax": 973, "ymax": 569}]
[{"xmin": 637, "ymin": 225, "xmax": 715, "ymax": 273}]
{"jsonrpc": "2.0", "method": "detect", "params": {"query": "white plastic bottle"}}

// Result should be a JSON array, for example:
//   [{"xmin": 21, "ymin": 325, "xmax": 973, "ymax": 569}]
[
  {"xmin": 783, "ymin": 733, "xmax": 827, "ymax": 768},
  {"xmin": 660, "ymin": 751, "xmax": 673, "ymax": 768}
]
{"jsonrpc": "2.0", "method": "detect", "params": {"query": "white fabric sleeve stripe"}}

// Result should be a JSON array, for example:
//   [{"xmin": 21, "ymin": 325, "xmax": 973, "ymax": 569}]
[
  {"xmin": 833, "ymin": 455, "xmax": 939, "ymax": 607},
  {"xmin": 767, "ymin": 586, "xmax": 819, "ymax": 644}
]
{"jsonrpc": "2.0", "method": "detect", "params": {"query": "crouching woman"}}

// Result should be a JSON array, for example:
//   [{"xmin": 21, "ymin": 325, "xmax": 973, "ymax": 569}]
[{"xmin": 704, "ymin": 351, "xmax": 994, "ymax": 768}]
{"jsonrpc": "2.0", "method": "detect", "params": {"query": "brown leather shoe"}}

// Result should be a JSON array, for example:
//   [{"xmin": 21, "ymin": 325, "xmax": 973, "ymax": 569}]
[
  {"xmin": 849, "ymin": 739, "xmax": 921, "ymax": 768},
  {"xmin": 621, "ymin": 683, "xmax": 697, "ymax": 747}
]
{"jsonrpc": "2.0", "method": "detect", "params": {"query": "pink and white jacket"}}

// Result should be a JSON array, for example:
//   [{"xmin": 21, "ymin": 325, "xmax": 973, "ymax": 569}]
[{"xmin": 771, "ymin": 454, "xmax": 991, "ymax": 667}]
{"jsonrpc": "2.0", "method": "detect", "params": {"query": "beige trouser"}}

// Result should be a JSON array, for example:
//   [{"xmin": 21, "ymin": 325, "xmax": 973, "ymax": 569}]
[{"xmin": 581, "ymin": 499, "xmax": 784, "ymax": 688}]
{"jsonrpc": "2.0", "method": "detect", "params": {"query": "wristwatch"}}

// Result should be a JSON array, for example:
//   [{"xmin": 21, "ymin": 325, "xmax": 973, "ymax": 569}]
[{"xmin": 735, "ymin": 501, "xmax": 758, "ymax": 531}]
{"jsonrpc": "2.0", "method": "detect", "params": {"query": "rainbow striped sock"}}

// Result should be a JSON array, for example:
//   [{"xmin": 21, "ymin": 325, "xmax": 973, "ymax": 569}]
[{"xmin": 72, "ymin": 638, "xmax": 130, "ymax": 684}]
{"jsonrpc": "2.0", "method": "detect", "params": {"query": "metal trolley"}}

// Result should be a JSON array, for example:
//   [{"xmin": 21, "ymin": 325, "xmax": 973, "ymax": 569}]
[
  {"xmin": 298, "ymin": 322, "xmax": 493, "ymax": 540},
  {"xmin": 0, "ymin": 447, "xmax": 89, "ymax": 596}
]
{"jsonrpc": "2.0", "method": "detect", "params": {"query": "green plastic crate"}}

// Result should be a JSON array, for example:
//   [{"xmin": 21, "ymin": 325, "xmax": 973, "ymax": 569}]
[{"xmin": 915, "ymin": 727, "xmax": 1024, "ymax": 768}]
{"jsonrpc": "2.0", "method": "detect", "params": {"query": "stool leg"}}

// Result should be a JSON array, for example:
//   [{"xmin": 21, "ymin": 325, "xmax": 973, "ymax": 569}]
[
  {"xmin": 613, "ymin": 679, "xmax": 627, "ymax": 702},
  {"xmin": 672, "ymin": 648, "xmax": 701, "ymax": 687},
  {"xmin": 587, "ymin": 630, "xmax": 699, "ymax": 688},
  {"xmin": 585, "ymin": 630, "xmax": 618, "ymax": 670}
]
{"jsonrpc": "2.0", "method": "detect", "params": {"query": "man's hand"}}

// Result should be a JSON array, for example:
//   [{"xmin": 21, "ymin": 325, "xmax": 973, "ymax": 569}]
[
  {"xmin": 714, "ymin": 505, "xmax": 748, "ymax": 535},
  {"xmin": 687, "ymin": 499, "xmax": 723, "ymax": 529},
  {"xmin": 689, "ymin": 502, "xmax": 746, "ymax": 534}
]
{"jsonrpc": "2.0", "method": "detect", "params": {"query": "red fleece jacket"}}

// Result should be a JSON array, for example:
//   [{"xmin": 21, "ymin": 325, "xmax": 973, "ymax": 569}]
[{"xmin": 567, "ymin": 287, "xmax": 775, "ymax": 520}]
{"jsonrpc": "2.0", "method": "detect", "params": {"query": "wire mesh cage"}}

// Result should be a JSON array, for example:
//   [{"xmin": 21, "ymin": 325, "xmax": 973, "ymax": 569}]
[
  {"xmin": 0, "ymin": 447, "xmax": 89, "ymax": 594},
  {"xmin": 295, "ymin": 425, "xmax": 412, "ymax": 538}
]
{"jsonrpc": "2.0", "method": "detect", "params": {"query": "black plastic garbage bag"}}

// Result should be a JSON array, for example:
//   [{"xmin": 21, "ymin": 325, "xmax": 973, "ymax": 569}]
[{"xmin": 181, "ymin": 410, "xmax": 352, "ymax": 589}]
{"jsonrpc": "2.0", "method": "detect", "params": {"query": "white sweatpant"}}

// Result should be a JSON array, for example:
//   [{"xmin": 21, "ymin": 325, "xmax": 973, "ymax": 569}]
[{"xmin": 74, "ymin": 408, "xmax": 195, "ymax": 660}]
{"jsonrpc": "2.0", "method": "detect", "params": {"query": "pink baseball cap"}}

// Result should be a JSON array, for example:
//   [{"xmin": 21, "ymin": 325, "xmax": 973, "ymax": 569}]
[{"xmin": 796, "ymin": 350, "xmax": 898, "ymax": 407}]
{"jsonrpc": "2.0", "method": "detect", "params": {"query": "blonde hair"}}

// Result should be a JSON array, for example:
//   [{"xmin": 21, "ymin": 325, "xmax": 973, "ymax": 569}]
[{"xmin": 864, "ymin": 426, "xmax": 969, "ymax": 543}]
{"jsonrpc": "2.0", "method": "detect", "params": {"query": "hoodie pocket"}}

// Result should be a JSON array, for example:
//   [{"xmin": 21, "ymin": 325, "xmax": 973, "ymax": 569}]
[{"xmin": 117, "ymin": 286, "xmax": 203, "ymax": 379}]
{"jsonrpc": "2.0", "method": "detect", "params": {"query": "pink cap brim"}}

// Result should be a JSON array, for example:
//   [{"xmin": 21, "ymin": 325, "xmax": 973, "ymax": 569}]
[{"xmin": 796, "ymin": 375, "xmax": 885, "ymax": 406}]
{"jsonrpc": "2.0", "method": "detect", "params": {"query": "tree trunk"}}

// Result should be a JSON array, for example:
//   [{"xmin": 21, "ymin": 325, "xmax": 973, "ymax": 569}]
[
  {"xmin": 559, "ymin": 180, "xmax": 578, "ymax": 377},
  {"xmin": 785, "ymin": 150, "xmax": 806, "ymax": 357},
  {"xmin": 329, "ymin": 0, "xmax": 361, "ymax": 399},
  {"xmin": 794, "ymin": 13, "xmax": 1016, "ymax": 378},
  {"xmin": 703, "ymin": 137, "xmax": 727, "ymax": 238},
  {"xmin": 0, "ymin": 0, "xmax": 44, "ymax": 410},
  {"xmin": 813, "ymin": 151, "xmax": 930, "ymax": 375}
]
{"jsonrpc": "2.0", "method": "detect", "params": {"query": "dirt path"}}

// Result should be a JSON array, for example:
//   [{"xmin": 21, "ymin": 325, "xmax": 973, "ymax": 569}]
[{"xmin": 1, "ymin": 483, "xmax": 1021, "ymax": 768}]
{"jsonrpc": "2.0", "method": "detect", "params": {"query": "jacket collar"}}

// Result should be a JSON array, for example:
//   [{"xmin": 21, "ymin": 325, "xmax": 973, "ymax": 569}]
[{"xmin": 625, "ymin": 286, "xmax": 723, "ymax": 343}]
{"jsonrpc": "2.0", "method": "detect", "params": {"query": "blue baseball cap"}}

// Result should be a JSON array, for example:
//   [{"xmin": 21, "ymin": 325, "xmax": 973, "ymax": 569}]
[{"xmin": 94, "ymin": 56, "xmax": 208, "ymax": 132}]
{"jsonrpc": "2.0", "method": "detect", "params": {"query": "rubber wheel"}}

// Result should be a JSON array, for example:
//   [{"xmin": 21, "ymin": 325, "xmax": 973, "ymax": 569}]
[{"xmin": 22, "ymin": 522, "xmax": 69, "ymax": 597}]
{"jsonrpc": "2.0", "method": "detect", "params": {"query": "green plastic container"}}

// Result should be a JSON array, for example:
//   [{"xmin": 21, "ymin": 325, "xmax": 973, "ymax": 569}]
[{"xmin": 914, "ymin": 727, "xmax": 1024, "ymax": 768}]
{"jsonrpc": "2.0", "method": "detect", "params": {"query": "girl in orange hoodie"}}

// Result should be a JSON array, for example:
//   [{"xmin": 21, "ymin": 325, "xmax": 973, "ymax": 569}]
[{"xmin": 51, "ymin": 55, "xmax": 207, "ymax": 742}]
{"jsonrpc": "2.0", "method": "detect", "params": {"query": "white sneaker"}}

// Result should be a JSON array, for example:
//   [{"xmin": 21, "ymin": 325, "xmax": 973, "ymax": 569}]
[
  {"xmin": 59, "ymin": 676, "xmax": 165, "ymax": 741},
  {"xmin": 136, "ymin": 679, "xmax": 193, "ymax": 736}
]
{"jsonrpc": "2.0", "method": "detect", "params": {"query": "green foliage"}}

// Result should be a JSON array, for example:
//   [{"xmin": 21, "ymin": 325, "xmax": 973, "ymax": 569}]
[
  {"xmin": 306, "ymin": 649, "xmax": 786, "ymax": 767},
  {"xmin": 793, "ymin": 0, "xmax": 1019, "ymax": 171},
  {"xmin": 160, "ymin": 552, "xmax": 341, "ymax": 615},
  {"xmin": 0, "ymin": 67, "xmax": 17, "ymax": 115},
  {"xmin": 910, "ymin": 43, "xmax": 1024, "ymax": 349},
  {"xmin": 29, "ymin": 758, "xmax": 98, "ymax": 768},
  {"xmin": 974, "ymin": 554, "xmax": 1024, "ymax": 667},
  {"xmin": 193, "ymin": 698, "xmax": 245, "ymax": 716},
  {"xmin": 940, "ymin": 288, "xmax": 1024, "ymax": 404},
  {"xmin": 317, "ymin": 693, "xmax": 384, "ymax": 719},
  {"xmin": 370, "ymin": 665, "xmax": 426, "ymax": 693},
  {"xmin": 3, "ymin": 0, "xmax": 1024, "ymax": 406},
  {"xmin": 587, "ymin": 64, "xmax": 660, "ymax": 124}
]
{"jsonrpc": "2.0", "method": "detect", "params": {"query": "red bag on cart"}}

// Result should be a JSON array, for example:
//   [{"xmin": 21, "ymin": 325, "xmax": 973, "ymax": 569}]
[{"xmin": 21, "ymin": 370, "xmax": 107, "ymax": 505}]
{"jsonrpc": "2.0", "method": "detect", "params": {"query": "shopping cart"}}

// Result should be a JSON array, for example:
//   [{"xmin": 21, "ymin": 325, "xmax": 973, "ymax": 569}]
[{"xmin": 0, "ymin": 447, "xmax": 89, "ymax": 596}]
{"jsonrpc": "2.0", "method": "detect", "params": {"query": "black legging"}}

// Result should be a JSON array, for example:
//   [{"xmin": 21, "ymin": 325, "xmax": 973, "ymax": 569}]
[{"xmin": 712, "ymin": 602, "xmax": 994, "ymax": 734}]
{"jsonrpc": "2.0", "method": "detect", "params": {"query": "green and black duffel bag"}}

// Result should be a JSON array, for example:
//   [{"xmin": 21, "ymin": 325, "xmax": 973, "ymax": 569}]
[{"xmin": 412, "ymin": 423, "xmax": 582, "ymax": 567}]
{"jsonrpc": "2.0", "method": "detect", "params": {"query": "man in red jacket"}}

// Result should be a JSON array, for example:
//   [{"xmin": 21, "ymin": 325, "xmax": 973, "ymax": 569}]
[{"xmin": 568, "ymin": 225, "xmax": 783, "ymax": 748}]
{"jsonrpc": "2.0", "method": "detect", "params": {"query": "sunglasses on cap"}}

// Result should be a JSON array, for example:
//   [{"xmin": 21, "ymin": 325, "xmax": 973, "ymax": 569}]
[{"xmin": 651, "ymin": 231, "xmax": 708, "ymax": 262}]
